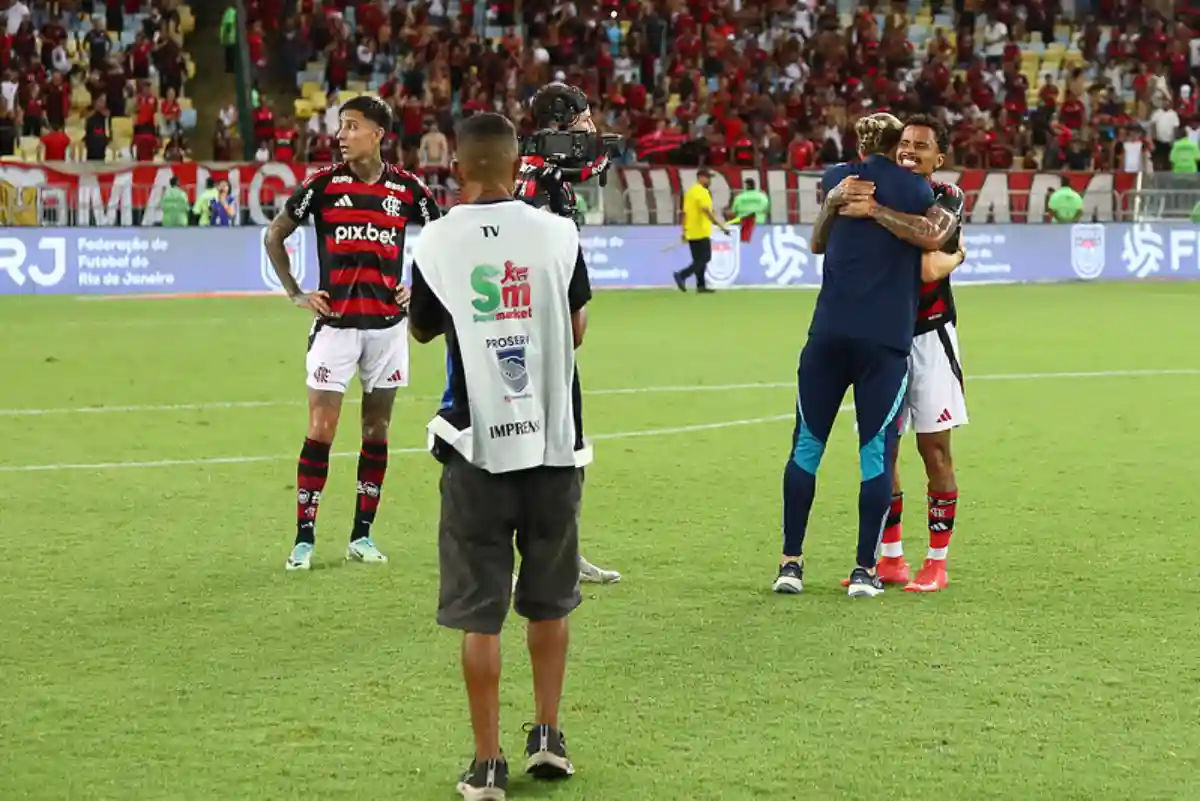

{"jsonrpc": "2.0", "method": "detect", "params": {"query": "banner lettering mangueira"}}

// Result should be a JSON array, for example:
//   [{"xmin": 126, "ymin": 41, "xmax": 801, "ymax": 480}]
[
  {"xmin": 0, "ymin": 161, "xmax": 1138, "ymax": 226},
  {"xmin": 610, "ymin": 166, "xmax": 1138, "ymax": 225}
]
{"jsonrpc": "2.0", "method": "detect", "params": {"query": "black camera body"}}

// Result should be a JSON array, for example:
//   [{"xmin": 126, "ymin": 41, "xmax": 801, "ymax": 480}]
[{"xmin": 519, "ymin": 130, "xmax": 625, "ymax": 186}]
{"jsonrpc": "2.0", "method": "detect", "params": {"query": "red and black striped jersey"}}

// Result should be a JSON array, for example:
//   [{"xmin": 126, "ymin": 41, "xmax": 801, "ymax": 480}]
[
  {"xmin": 284, "ymin": 162, "xmax": 440, "ymax": 329},
  {"xmin": 513, "ymin": 153, "xmax": 610, "ymax": 221},
  {"xmin": 914, "ymin": 181, "xmax": 966, "ymax": 336}
]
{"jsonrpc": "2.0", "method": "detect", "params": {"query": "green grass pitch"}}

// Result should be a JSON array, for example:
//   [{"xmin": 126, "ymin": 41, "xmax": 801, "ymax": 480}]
[{"xmin": 1, "ymin": 283, "xmax": 1198, "ymax": 801}]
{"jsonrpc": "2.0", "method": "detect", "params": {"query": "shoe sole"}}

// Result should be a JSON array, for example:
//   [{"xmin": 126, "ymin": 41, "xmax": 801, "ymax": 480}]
[
  {"xmin": 525, "ymin": 752, "xmax": 575, "ymax": 780},
  {"xmin": 579, "ymin": 573, "xmax": 621, "ymax": 584},
  {"xmin": 455, "ymin": 782, "xmax": 506, "ymax": 800},
  {"xmin": 847, "ymin": 584, "xmax": 885, "ymax": 598},
  {"xmin": 285, "ymin": 561, "xmax": 310, "ymax": 571},
  {"xmin": 345, "ymin": 551, "xmax": 388, "ymax": 563},
  {"xmin": 903, "ymin": 582, "xmax": 948, "ymax": 593},
  {"xmin": 772, "ymin": 576, "xmax": 803, "ymax": 594}
]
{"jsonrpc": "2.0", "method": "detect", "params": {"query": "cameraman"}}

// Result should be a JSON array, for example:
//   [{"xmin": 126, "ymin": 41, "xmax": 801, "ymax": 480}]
[
  {"xmin": 515, "ymin": 82, "xmax": 612, "ymax": 229},
  {"xmin": 515, "ymin": 82, "xmax": 622, "ymax": 586}
]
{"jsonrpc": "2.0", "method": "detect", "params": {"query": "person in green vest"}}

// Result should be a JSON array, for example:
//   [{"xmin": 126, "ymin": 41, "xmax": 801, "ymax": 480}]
[
  {"xmin": 220, "ymin": 4, "xmax": 238, "ymax": 74},
  {"xmin": 192, "ymin": 178, "xmax": 219, "ymax": 226},
  {"xmin": 1169, "ymin": 130, "xmax": 1200, "ymax": 174},
  {"xmin": 160, "ymin": 177, "xmax": 190, "ymax": 227},
  {"xmin": 1047, "ymin": 176, "xmax": 1084, "ymax": 222},
  {"xmin": 730, "ymin": 178, "xmax": 770, "ymax": 241}
]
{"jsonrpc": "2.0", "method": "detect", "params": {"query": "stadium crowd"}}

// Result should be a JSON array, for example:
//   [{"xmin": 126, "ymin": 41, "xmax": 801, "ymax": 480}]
[
  {"xmin": 231, "ymin": 0, "xmax": 1200, "ymax": 179},
  {"xmin": 0, "ymin": 0, "xmax": 197, "ymax": 162},
  {"xmin": 2, "ymin": 0, "xmax": 1199, "ymax": 177}
]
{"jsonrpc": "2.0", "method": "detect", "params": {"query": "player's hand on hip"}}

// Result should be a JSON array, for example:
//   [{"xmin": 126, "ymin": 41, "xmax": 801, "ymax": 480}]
[
  {"xmin": 840, "ymin": 197, "xmax": 878, "ymax": 218},
  {"xmin": 293, "ymin": 290, "xmax": 334, "ymax": 317},
  {"xmin": 394, "ymin": 284, "xmax": 411, "ymax": 311}
]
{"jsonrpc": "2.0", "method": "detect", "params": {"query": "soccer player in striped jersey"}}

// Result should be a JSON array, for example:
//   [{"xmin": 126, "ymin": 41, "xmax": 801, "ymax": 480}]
[
  {"xmin": 264, "ymin": 95, "xmax": 441, "ymax": 571},
  {"xmin": 773, "ymin": 113, "xmax": 960, "ymax": 598},
  {"xmin": 884, "ymin": 116, "xmax": 967, "ymax": 593}
]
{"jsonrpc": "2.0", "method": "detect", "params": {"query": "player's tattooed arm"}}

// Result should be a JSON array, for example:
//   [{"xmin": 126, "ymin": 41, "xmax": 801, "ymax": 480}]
[
  {"xmin": 863, "ymin": 203, "xmax": 959, "ymax": 251},
  {"xmin": 811, "ymin": 177, "xmax": 873, "ymax": 254},
  {"xmin": 810, "ymin": 193, "xmax": 839, "ymax": 254},
  {"xmin": 266, "ymin": 208, "xmax": 332, "ymax": 316}
]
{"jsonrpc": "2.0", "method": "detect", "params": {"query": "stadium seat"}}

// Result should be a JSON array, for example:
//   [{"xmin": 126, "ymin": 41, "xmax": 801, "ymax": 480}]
[
  {"xmin": 111, "ymin": 117, "xmax": 134, "ymax": 140},
  {"xmin": 18, "ymin": 136, "xmax": 39, "ymax": 160}
]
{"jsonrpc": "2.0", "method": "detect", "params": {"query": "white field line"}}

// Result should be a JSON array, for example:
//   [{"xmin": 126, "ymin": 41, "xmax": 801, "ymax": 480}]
[
  {"xmin": 0, "ymin": 413, "xmax": 805, "ymax": 474},
  {"xmin": 1, "ymin": 368, "xmax": 1197, "ymax": 419}
]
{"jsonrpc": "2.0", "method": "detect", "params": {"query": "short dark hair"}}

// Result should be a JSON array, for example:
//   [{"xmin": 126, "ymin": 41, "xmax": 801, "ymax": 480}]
[
  {"xmin": 340, "ymin": 95, "xmax": 393, "ymax": 131},
  {"xmin": 530, "ymin": 82, "xmax": 589, "ymax": 129},
  {"xmin": 745, "ymin": 178, "xmax": 757, "ymax": 190},
  {"xmin": 903, "ymin": 114, "xmax": 949, "ymax": 154},
  {"xmin": 456, "ymin": 112, "xmax": 518, "ymax": 146}
]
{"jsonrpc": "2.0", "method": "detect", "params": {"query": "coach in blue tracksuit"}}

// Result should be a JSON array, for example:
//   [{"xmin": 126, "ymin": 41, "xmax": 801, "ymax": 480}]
[{"xmin": 771, "ymin": 113, "xmax": 959, "ymax": 598}]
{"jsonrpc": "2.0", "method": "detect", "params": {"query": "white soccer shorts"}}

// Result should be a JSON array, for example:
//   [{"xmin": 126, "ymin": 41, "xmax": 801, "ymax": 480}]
[
  {"xmin": 305, "ymin": 320, "xmax": 410, "ymax": 394},
  {"xmin": 901, "ymin": 322, "xmax": 968, "ymax": 434}
]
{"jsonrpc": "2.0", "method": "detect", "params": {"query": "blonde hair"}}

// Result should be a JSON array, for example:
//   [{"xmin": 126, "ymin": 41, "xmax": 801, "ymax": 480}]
[{"xmin": 855, "ymin": 113, "xmax": 904, "ymax": 157}]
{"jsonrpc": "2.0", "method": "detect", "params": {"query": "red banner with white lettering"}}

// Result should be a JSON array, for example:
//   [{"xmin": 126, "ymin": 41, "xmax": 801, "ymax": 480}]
[{"xmin": 0, "ymin": 161, "xmax": 1138, "ymax": 226}]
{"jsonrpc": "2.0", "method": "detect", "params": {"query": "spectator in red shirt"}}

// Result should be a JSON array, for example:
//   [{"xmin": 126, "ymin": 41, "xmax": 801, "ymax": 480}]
[
  {"xmin": 788, "ymin": 130, "xmax": 816, "ymax": 170},
  {"xmin": 133, "ymin": 129, "xmax": 159, "ymax": 162},
  {"xmin": 160, "ymin": 88, "xmax": 181, "ymax": 136},
  {"xmin": 39, "ymin": 123, "xmax": 71, "ymax": 162},
  {"xmin": 134, "ymin": 81, "xmax": 157, "ymax": 135},
  {"xmin": 127, "ymin": 31, "xmax": 153, "ymax": 80},
  {"xmin": 1059, "ymin": 91, "xmax": 1086, "ymax": 129},
  {"xmin": 274, "ymin": 117, "xmax": 299, "ymax": 161},
  {"xmin": 22, "ymin": 83, "xmax": 44, "ymax": 136}
]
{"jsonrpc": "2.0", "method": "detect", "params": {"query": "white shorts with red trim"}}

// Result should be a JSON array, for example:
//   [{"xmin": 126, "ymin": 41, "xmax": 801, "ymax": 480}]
[
  {"xmin": 305, "ymin": 320, "xmax": 410, "ymax": 394},
  {"xmin": 901, "ymin": 322, "xmax": 968, "ymax": 435}
]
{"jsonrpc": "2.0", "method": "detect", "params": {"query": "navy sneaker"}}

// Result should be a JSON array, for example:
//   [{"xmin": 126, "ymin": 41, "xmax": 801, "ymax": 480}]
[
  {"xmin": 847, "ymin": 567, "xmax": 885, "ymax": 598},
  {"xmin": 456, "ymin": 757, "xmax": 507, "ymax": 801},
  {"xmin": 524, "ymin": 723, "xmax": 575, "ymax": 780},
  {"xmin": 772, "ymin": 561, "xmax": 804, "ymax": 594}
]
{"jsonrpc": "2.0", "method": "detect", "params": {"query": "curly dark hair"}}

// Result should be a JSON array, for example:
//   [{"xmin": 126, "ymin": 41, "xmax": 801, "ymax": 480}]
[{"xmin": 903, "ymin": 114, "xmax": 950, "ymax": 154}]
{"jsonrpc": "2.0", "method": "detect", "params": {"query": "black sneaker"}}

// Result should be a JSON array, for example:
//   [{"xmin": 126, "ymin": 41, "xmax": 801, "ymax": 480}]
[
  {"xmin": 697, "ymin": 286, "xmax": 716, "ymax": 293},
  {"xmin": 672, "ymin": 271, "xmax": 687, "ymax": 292},
  {"xmin": 456, "ymin": 757, "xmax": 508, "ymax": 801},
  {"xmin": 524, "ymin": 723, "xmax": 575, "ymax": 780},
  {"xmin": 847, "ymin": 567, "xmax": 885, "ymax": 598},
  {"xmin": 771, "ymin": 561, "xmax": 804, "ymax": 594}
]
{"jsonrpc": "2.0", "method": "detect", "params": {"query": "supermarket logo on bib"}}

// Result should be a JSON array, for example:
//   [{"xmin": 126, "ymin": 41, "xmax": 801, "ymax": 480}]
[{"xmin": 472, "ymin": 261, "xmax": 532, "ymax": 321}]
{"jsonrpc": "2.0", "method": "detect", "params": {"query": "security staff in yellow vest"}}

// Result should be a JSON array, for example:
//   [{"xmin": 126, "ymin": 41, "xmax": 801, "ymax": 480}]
[{"xmin": 672, "ymin": 169, "xmax": 730, "ymax": 293}]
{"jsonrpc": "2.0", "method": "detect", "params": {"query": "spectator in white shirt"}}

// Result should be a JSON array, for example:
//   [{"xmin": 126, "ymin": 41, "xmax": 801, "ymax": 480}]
[
  {"xmin": 1149, "ymin": 99, "xmax": 1181, "ymax": 170},
  {"xmin": 983, "ymin": 15, "xmax": 1007, "ymax": 69},
  {"xmin": 5, "ymin": 0, "xmax": 29, "ymax": 36}
]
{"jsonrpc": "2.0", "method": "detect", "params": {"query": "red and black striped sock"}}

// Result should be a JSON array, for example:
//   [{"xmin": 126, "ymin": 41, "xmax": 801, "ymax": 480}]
[
  {"xmin": 352, "ymin": 439, "xmax": 388, "ymax": 542},
  {"xmin": 296, "ymin": 438, "xmax": 331, "ymax": 545}
]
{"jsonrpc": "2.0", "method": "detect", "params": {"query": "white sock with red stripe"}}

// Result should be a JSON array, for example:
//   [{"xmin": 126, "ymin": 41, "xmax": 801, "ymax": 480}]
[{"xmin": 880, "ymin": 492, "xmax": 904, "ymax": 558}]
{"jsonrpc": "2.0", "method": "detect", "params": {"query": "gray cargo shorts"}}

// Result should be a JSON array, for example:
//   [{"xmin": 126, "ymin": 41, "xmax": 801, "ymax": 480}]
[{"xmin": 436, "ymin": 453, "xmax": 583, "ymax": 635}]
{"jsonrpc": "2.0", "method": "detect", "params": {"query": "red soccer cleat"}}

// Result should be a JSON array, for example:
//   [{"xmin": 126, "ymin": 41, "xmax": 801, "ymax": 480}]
[
  {"xmin": 840, "ymin": 555, "xmax": 910, "ymax": 586},
  {"xmin": 904, "ymin": 559, "xmax": 949, "ymax": 593}
]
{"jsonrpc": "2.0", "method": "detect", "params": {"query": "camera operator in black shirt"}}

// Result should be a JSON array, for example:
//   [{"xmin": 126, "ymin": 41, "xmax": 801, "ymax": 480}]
[
  {"xmin": 515, "ymin": 82, "xmax": 617, "ymax": 229},
  {"xmin": 514, "ymin": 82, "xmax": 622, "ymax": 586}
]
